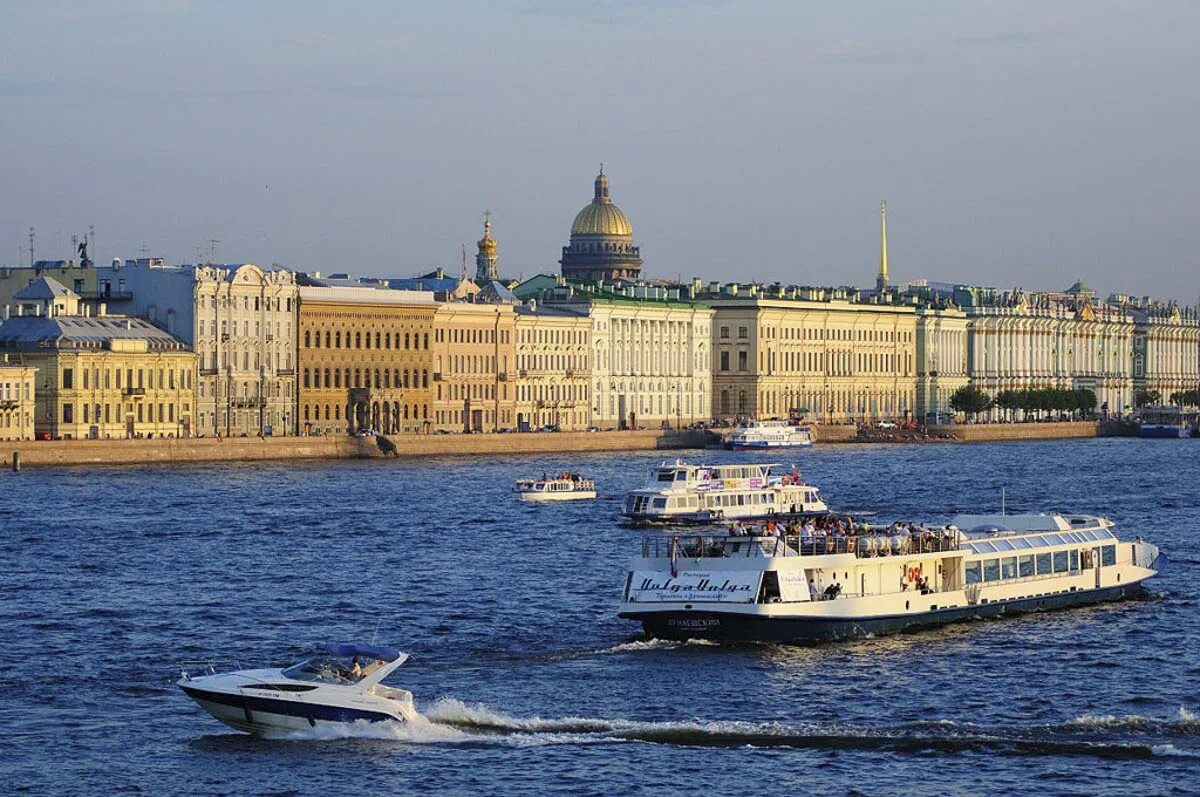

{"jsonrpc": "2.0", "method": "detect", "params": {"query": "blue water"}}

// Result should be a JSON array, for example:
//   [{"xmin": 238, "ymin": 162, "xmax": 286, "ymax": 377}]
[{"xmin": 3, "ymin": 439, "xmax": 1198, "ymax": 795}]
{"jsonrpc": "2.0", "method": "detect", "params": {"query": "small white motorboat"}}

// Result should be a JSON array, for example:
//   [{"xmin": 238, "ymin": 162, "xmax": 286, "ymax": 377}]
[
  {"xmin": 178, "ymin": 643, "xmax": 417, "ymax": 734},
  {"xmin": 514, "ymin": 474, "xmax": 597, "ymax": 502}
]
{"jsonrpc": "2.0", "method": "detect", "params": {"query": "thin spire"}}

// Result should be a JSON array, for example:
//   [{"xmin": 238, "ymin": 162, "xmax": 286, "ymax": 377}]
[{"xmin": 876, "ymin": 200, "xmax": 889, "ymax": 292}]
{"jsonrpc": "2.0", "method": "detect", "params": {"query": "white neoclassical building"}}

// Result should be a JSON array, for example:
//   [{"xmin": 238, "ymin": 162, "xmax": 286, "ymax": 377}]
[
  {"xmin": 587, "ymin": 298, "xmax": 712, "ymax": 428},
  {"xmin": 915, "ymin": 305, "xmax": 969, "ymax": 420},
  {"xmin": 961, "ymin": 290, "xmax": 1134, "ymax": 417},
  {"xmin": 91, "ymin": 259, "xmax": 299, "ymax": 436},
  {"xmin": 1128, "ymin": 304, "xmax": 1200, "ymax": 406},
  {"xmin": 538, "ymin": 285, "xmax": 711, "ymax": 429}
]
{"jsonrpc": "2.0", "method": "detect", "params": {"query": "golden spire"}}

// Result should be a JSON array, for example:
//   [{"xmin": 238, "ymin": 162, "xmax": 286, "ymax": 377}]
[{"xmin": 876, "ymin": 199, "xmax": 889, "ymax": 292}]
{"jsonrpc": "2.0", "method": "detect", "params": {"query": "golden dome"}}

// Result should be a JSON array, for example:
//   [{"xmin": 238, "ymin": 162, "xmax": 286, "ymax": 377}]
[
  {"xmin": 477, "ymin": 217, "xmax": 497, "ymax": 254},
  {"xmin": 570, "ymin": 170, "xmax": 633, "ymax": 237}
]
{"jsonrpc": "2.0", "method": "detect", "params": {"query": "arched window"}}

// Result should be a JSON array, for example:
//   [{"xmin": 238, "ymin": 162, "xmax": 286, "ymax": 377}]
[
  {"xmin": 374, "ymin": 369, "xmax": 380, "ymax": 388},
  {"xmin": 303, "ymin": 404, "xmax": 310, "ymax": 421},
  {"xmin": 334, "ymin": 369, "xmax": 341, "ymax": 388},
  {"xmin": 375, "ymin": 332, "xmax": 381, "ymax": 348},
  {"xmin": 324, "ymin": 404, "xmax": 330, "ymax": 420},
  {"xmin": 356, "ymin": 332, "xmax": 362, "ymax": 349},
  {"xmin": 423, "ymin": 333, "xmax": 429, "ymax": 349},
  {"xmin": 324, "ymin": 331, "xmax": 331, "ymax": 348},
  {"xmin": 335, "ymin": 331, "xmax": 342, "ymax": 348},
  {"xmin": 422, "ymin": 369, "xmax": 429, "ymax": 388},
  {"xmin": 404, "ymin": 332, "xmax": 410, "ymax": 349},
  {"xmin": 335, "ymin": 405, "xmax": 341, "ymax": 420},
  {"xmin": 385, "ymin": 332, "xmax": 391, "ymax": 349},
  {"xmin": 304, "ymin": 330, "xmax": 311, "ymax": 347}
]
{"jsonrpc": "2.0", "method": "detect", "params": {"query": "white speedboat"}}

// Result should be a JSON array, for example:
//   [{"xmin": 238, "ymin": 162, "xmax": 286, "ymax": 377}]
[
  {"xmin": 725, "ymin": 420, "xmax": 814, "ymax": 450},
  {"xmin": 515, "ymin": 474, "xmax": 597, "ymax": 502},
  {"xmin": 622, "ymin": 460, "xmax": 828, "ymax": 524},
  {"xmin": 619, "ymin": 513, "xmax": 1161, "ymax": 643},
  {"xmin": 178, "ymin": 643, "xmax": 417, "ymax": 734}
]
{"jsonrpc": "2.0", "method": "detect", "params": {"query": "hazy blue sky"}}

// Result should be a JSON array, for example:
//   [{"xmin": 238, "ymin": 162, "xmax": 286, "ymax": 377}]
[{"xmin": 3, "ymin": 1, "xmax": 1198, "ymax": 300}]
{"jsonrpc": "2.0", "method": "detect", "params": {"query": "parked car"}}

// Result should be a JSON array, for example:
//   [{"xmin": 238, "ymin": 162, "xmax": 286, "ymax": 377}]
[
  {"xmin": 540, "ymin": 424, "xmax": 560, "ymax": 433},
  {"xmin": 876, "ymin": 420, "xmax": 899, "ymax": 430},
  {"xmin": 586, "ymin": 426, "xmax": 600, "ymax": 432}
]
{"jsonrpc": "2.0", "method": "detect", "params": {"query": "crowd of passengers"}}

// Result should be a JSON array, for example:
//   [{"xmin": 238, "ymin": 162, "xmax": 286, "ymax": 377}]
[{"xmin": 725, "ymin": 517, "xmax": 960, "ymax": 555}]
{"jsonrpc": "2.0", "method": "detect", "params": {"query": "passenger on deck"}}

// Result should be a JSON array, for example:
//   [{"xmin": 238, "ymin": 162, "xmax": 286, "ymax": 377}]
[
  {"xmin": 809, "ymin": 579, "xmax": 820, "ymax": 601},
  {"xmin": 350, "ymin": 657, "xmax": 362, "ymax": 679}
]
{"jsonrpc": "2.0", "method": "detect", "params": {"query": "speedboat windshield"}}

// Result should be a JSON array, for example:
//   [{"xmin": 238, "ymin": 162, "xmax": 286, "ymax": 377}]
[{"xmin": 282, "ymin": 656, "xmax": 374, "ymax": 685}]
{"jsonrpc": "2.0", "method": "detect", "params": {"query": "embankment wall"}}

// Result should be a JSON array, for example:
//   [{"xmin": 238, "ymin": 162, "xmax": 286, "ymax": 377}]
[
  {"xmin": 927, "ymin": 421, "xmax": 1097, "ymax": 442},
  {"xmin": 3, "ymin": 430, "xmax": 706, "ymax": 468}
]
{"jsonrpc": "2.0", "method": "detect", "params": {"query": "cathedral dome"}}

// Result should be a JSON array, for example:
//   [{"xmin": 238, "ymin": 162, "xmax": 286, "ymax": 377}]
[{"xmin": 570, "ymin": 171, "xmax": 633, "ymax": 237}]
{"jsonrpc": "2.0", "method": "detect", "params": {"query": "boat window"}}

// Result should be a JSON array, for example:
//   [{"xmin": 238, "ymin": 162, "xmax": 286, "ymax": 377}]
[
  {"xmin": 975, "ymin": 541, "xmax": 998, "ymax": 554},
  {"xmin": 652, "ymin": 498, "xmax": 667, "ymax": 508},
  {"xmin": 1001, "ymin": 557, "xmax": 1017, "ymax": 579},
  {"xmin": 1018, "ymin": 555, "xmax": 1035, "ymax": 577},
  {"xmin": 1036, "ymin": 552, "xmax": 1053, "ymax": 574},
  {"xmin": 1011, "ymin": 538, "xmax": 1032, "ymax": 549},
  {"xmin": 965, "ymin": 562, "xmax": 982, "ymax": 584},
  {"xmin": 657, "ymin": 470, "xmax": 675, "ymax": 482},
  {"xmin": 1046, "ymin": 534, "xmax": 1067, "ymax": 546},
  {"xmin": 1101, "ymin": 545, "xmax": 1117, "ymax": 566},
  {"xmin": 282, "ymin": 657, "xmax": 363, "ymax": 685},
  {"xmin": 675, "ymin": 471, "xmax": 688, "ymax": 482},
  {"xmin": 994, "ymin": 540, "xmax": 1015, "ymax": 551},
  {"xmin": 1053, "ymin": 550, "xmax": 1069, "ymax": 572},
  {"xmin": 1070, "ymin": 549, "xmax": 1080, "ymax": 571},
  {"xmin": 983, "ymin": 559, "xmax": 1001, "ymax": 582}
]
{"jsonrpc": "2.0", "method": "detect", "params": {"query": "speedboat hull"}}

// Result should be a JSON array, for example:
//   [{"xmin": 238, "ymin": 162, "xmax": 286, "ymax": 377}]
[{"xmin": 179, "ymin": 682, "xmax": 409, "ymax": 734}]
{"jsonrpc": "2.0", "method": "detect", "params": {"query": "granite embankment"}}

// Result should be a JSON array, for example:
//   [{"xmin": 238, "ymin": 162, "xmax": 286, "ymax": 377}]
[
  {"xmin": 927, "ymin": 421, "xmax": 1102, "ymax": 442},
  {"xmin": 2, "ymin": 429, "xmax": 708, "ymax": 468}
]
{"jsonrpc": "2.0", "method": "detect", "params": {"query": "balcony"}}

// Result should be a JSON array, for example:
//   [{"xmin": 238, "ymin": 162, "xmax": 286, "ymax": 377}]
[
  {"xmin": 518, "ymin": 369, "xmax": 528, "ymax": 377},
  {"xmin": 199, "ymin": 368, "xmax": 218, "ymax": 376},
  {"xmin": 432, "ymin": 372, "xmax": 442, "ymax": 382},
  {"xmin": 565, "ymin": 369, "xmax": 574, "ymax": 377},
  {"xmin": 0, "ymin": 399, "xmax": 18, "ymax": 410},
  {"xmin": 80, "ymin": 290, "xmax": 133, "ymax": 301},
  {"xmin": 123, "ymin": 386, "xmax": 146, "ymax": 397},
  {"xmin": 497, "ymin": 372, "xmax": 508, "ymax": 382},
  {"xmin": 276, "ymin": 368, "xmax": 295, "ymax": 376},
  {"xmin": 230, "ymin": 397, "xmax": 266, "ymax": 409}
]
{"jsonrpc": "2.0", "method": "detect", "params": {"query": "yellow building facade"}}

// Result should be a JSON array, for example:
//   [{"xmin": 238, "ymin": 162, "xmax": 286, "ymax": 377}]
[
  {"xmin": 711, "ymin": 298, "xmax": 918, "ymax": 423},
  {"xmin": 432, "ymin": 303, "xmax": 517, "ymax": 433},
  {"xmin": 0, "ymin": 278, "xmax": 196, "ymax": 439},
  {"xmin": 915, "ymin": 306, "xmax": 969, "ymax": 420},
  {"xmin": 298, "ymin": 286, "xmax": 437, "ymax": 435},
  {"xmin": 514, "ymin": 305, "xmax": 592, "ymax": 431},
  {"xmin": 0, "ymin": 363, "xmax": 36, "ymax": 440}
]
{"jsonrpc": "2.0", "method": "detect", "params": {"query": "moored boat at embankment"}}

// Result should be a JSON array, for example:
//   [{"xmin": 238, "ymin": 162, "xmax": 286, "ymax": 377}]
[{"xmin": 618, "ymin": 513, "xmax": 1162, "ymax": 644}]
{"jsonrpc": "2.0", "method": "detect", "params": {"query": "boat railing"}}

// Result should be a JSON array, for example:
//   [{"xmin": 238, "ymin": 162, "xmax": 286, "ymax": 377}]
[
  {"xmin": 178, "ymin": 658, "xmax": 245, "ymax": 679},
  {"xmin": 640, "ymin": 530, "xmax": 964, "ymax": 560}
]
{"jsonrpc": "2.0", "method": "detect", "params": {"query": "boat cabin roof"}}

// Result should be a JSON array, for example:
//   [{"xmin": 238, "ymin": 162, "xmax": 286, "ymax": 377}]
[
  {"xmin": 961, "ymin": 526, "xmax": 1115, "ymax": 555},
  {"xmin": 324, "ymin": 642, "xmax": 404, "ymax": 662}
]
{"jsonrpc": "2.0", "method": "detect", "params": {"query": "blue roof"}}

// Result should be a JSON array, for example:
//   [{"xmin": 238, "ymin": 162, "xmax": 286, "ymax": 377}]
[{"xmin": 324, "ymin": 642, "xmax": 404, "ymax": 662}]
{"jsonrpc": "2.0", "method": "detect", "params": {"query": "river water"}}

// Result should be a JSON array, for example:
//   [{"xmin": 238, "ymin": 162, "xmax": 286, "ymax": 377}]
[{"xmin": 3, "ymin": 438, "xmax": 1197, "ymax": 795}]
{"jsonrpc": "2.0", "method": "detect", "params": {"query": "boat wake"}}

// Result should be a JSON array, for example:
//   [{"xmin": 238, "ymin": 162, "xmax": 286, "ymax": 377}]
[{"xmin": 262, "ymin": 700, "xmax": 1200, "ymax": 760}]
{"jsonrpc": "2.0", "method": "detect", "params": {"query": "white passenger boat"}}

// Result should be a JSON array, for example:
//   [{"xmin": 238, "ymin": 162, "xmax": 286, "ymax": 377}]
[
  {"xmin": 515, "ymin": 474, "xmax": 597, "ymax": 502},
  {"xmin": 618, "ymin": 513, "xmax": 1161, "ymax": 643},
  {"xmin": 178, "ymin": 643, "xmax": 417, "ymax": 734},
  {"xmin": 725, "ymin": 420, "xmax": 814, "ymax": 450},
  {"xmin": 622, "ymin": 460, "xmax": 828, "ymax": 524}
]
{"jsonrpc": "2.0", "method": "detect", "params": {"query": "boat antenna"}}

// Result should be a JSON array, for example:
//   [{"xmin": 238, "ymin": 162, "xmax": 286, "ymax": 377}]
[
  {"xmin": 1001, "ymin": 487, "xmax": 1006, "ymax": 516},
  {"xmin": 370, "ymin": 617, "xmax": 383, "ymax": 645}
]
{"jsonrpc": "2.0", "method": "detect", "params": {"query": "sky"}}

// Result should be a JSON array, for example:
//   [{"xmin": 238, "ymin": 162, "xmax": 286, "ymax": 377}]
[{"xmin": 3, "ymin": 0, "xmax": 1198, "ymax": 301}]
